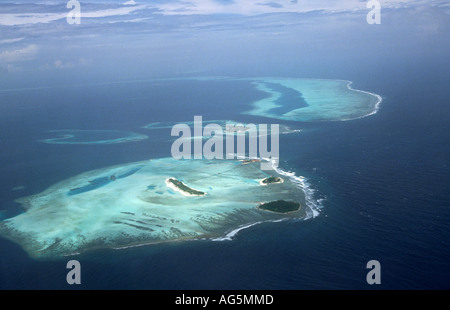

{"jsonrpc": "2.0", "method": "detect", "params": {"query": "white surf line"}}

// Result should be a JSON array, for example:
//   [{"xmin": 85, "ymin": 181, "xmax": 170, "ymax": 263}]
[
  {"xmin": 212, "ymin": 159, "xmax": 323, "ymax": 242},
  {"xmin": 211, "ymin": 222, "xmax": 263, "ymax": 241},
  {"xmin": 270, "ymin": 159, "xmax": 323, "ymax": 219},
  {"xmin": 344, "ymin": 80, "xmax": 383, "ymax": 120},
  {"xmin": 242, "ymin": 77, "xmax": 383, "ymax": 121}
]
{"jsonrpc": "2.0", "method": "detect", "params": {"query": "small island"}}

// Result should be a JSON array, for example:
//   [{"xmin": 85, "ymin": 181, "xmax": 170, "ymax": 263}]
[
  {"xmin": 1, "ymin": 158, "xmax": 307, "ymax": 259},
  {"xmin": 166, "ymin": 178, "xmax": 206, "ymax": 197},
  {"xmin": 257, "ymin": 200, "xmax": 300, "ymax": 213},
  {"xmin": 241, "ymin": 159, "xmax": 261, "ymax": 165},
  {"xmin": 259, "ymin": 176, "xmax": 284, "ymax": 185},
  {"xmin": 225, "ymin": 124, "xmax": 251, "ymax": 133}
]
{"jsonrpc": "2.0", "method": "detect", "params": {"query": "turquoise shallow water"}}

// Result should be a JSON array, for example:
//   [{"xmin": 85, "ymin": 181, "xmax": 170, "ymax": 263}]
[
  {"xmin": 39, "ymin": 130, "xmax": 148, "ymax": 145},
  {"xmin": 0, "ymin": 157, "xmax": 307, "ymax": 259},
  {"xmin": 3, "ymin": 77, "xmax": 375, "ymax": 260},
  {"xmin": 0, "ymin": 71, "xmax": 449, "ymax": 289},
  {"xmin": 243, "ymin": 78, "xmax": 381, "ymax": 122}
]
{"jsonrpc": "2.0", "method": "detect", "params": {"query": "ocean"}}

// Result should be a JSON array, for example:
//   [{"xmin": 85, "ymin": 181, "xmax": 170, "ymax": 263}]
[{"xmin": 0, "ymin": 63, "xmax": 449, "ymax": 290}]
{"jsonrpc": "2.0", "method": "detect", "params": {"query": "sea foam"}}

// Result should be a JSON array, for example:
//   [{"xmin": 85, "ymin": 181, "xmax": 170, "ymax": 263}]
[{"xmin": 211, "ymin": 159, "xmax": 323, "ymax": 241}]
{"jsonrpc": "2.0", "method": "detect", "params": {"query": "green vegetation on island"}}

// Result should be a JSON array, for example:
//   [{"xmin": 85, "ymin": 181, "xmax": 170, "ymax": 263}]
[
  {"xmin": 260, "ymin": 176, "xmax": 283, "ymax": 185},
  {"xmin": 1, "ymin": 158, "xmax": 307, "ymax": 259},
  {"xmin": 258, "ymin": 200, "xmax": 300, "ymax": 213},
  {"xmin": 167, "ymin": 178, "xmax": 206, "ymax": 196}
]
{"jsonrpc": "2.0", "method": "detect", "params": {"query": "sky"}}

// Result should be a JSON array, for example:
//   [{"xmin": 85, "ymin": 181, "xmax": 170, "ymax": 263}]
[{"xmin": 0, "ymin": 0, "xmax": 449, "ymax": 85}]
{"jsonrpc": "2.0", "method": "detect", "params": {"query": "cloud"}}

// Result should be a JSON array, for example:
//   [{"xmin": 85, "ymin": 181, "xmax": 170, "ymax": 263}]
[
  {"xmin": 53, "ymin": 58, "xmax": 91, "ymax": 69},
  {"xmin": 54, "ymin": 59, "xmax": 74, "ymax": 69},
  {"xmin": 81, "ymin": 5, "xmax": 147, "ymax": 18},
  {"xmin": 0, "ymin": 38, "xmax": 25, "ymax": 44},
  {"xmin": 0, "ymin": 4, "xmax": 148, "ymax": 26},
  {"xmin": 257, "ymin": 2, "xmax": 284, "ymax": 9},
  {"xmin": 149, "ymin": 0, "xmax": 358, "ymax": 16},
  {"xmin": 213, "ymin": 0, "xmax": 235, "ymax": 5},
  {"xmin": 142, "ymin": 0, "xmax": 449, "ymax": 16},
  {"xmin": 0, "ymin": 44, "xmax": 39, "ymax": 63},
  {"xmin": 0, "ymin": 12, "xmax": 65, "ymax": 26},
  {"xmin": 0, "ymin": 0, "xmax": 446, "ymax": 29}
]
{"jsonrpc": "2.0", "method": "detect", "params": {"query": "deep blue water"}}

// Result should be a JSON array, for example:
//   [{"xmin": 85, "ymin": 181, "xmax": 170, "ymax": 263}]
[
  {"xmin": 264, "ymin": 82, "xmax": 308, "ymax": 116},
  {"xmin": 0, "ymin": 67, "xmax": 449, "ymax": 290}
]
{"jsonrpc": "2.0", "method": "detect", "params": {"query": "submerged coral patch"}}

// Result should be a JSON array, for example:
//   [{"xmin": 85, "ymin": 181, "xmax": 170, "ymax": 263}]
[
  {"xmin": 39, "ymin": 130, "xmax": 148, "ymax": 145},
  {"xmin": 0, "ymin": 158, "xmax": 306, "ymax": 259},
  {"xmin": 243, "ymin": 78, "xmax": 382, "ymax": 122}
]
